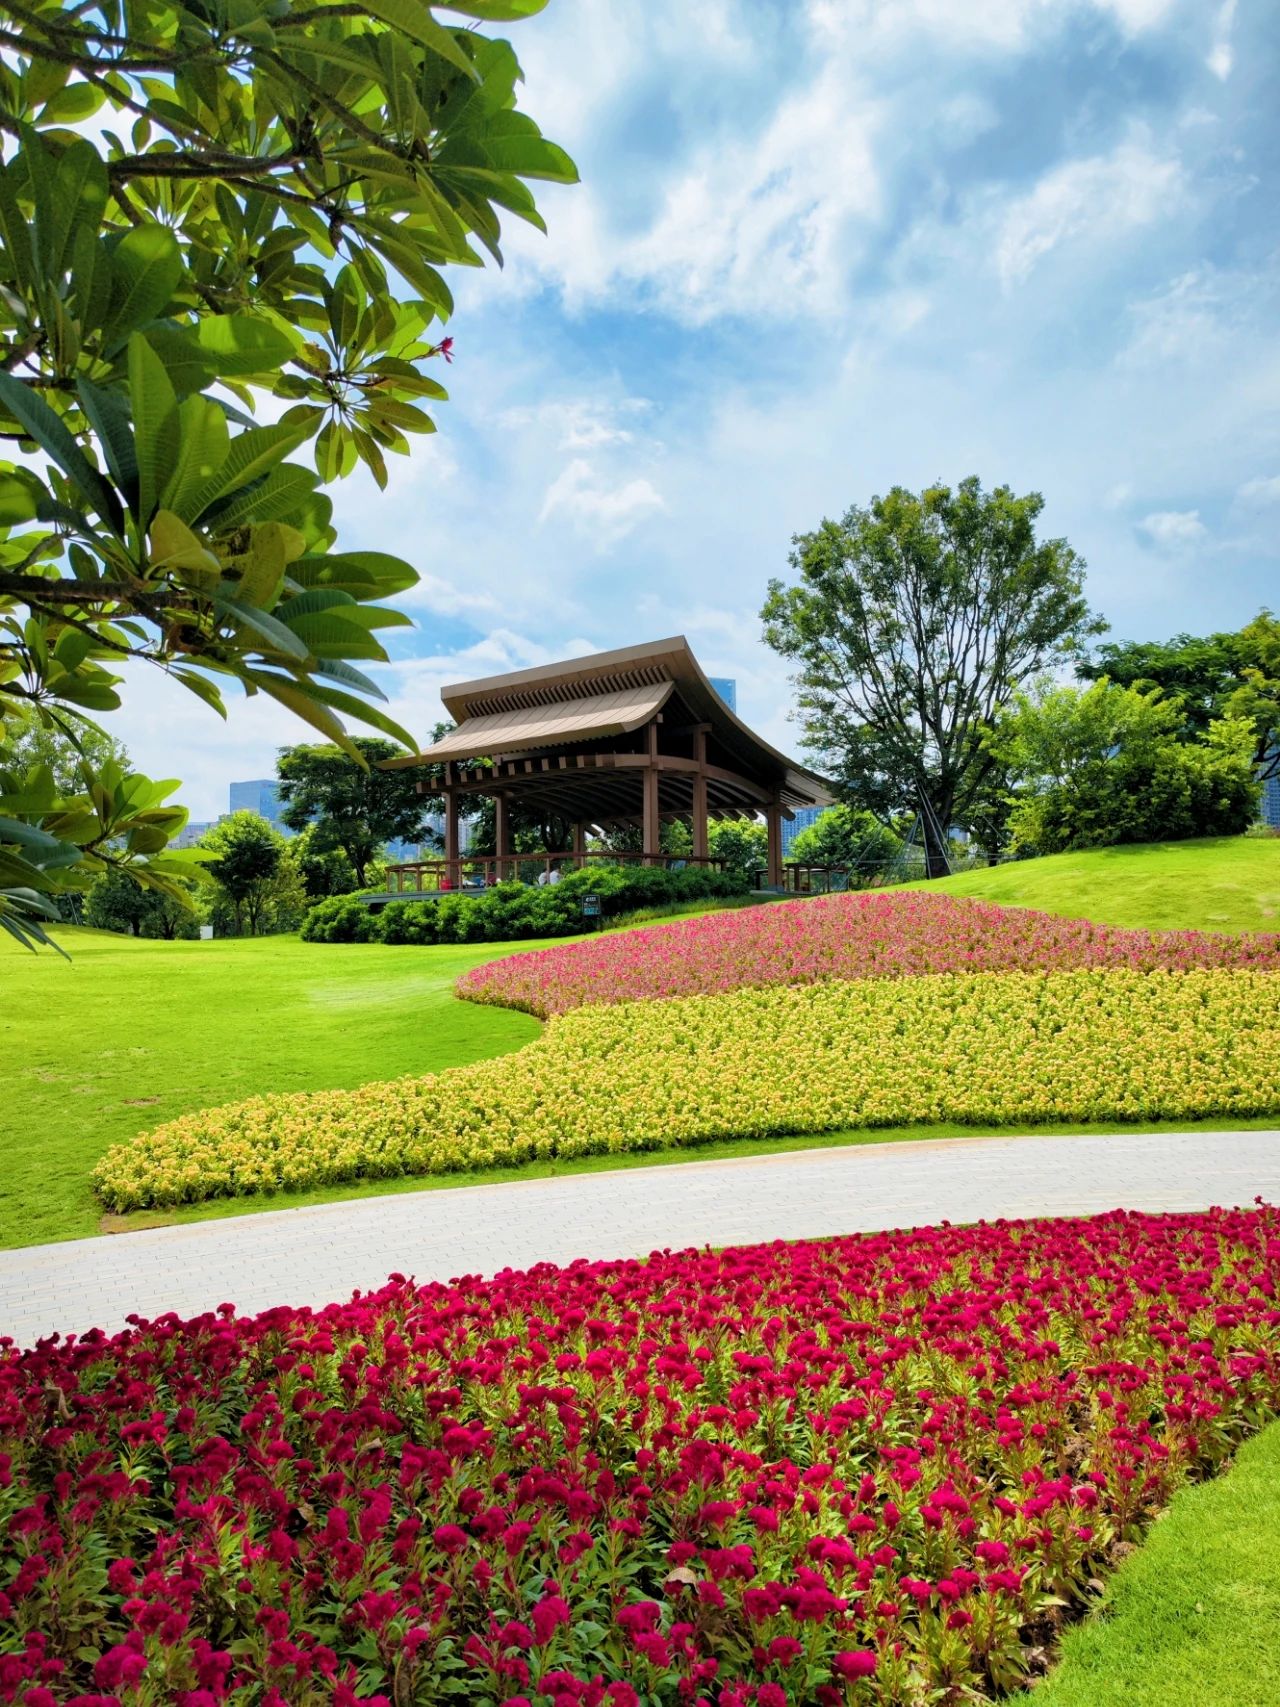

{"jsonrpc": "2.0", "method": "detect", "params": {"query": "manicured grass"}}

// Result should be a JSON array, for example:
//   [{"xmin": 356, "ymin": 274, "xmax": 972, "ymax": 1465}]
[
  {"xmin": 1012, "ymin": 1421, "xmax": 1280, "ymax": 1707},
  {"xmin": 899, "ymin": 835, "xmax": 1280, "ymax": 933},
  {"xmin": 0, "ymin": 928, "xmax": 541, "ymax": 1249}
]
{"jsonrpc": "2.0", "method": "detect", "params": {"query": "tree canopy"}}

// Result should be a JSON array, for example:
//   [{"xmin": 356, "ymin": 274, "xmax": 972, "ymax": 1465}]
[
  {"xmin": 1080, "ymin": 612, "xmax": 1280, "ymax": 780},
  {"xmin": 0, "ymin": 0, "xmax": 575, "ymax": 947},
  {"xmin": 762, "ymin": 478, "xmax": 1103, "ymax": 876},
  {"xmin": 988, "ymin": 678, "xmax": 1259, "ymax": 854},
  {"xmin": 277, "ymin": 737, "xmax": 435, "ymax": 886},
  {"xmin": 787, "ymin": 805, "xmax": 902, "ymax": 880},
  {"xmin": 200, "ymin": 810, "xmax": 285, "ymax": 936}
]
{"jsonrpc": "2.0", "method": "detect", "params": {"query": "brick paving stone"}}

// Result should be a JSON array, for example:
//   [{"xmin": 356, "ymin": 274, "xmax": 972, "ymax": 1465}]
[{"xmin": 0, "ymin": 1129, "xmax": 1276, "ymax": 1346}]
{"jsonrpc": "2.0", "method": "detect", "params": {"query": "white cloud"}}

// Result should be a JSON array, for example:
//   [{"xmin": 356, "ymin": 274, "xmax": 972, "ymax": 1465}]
[
  {"xmin": 499, "ymin": 397, "xmax": 653, "ymax": 451},
  {"xmin": 996, "ymin": 136, "xmax": 1182, "ymax": 289},
  {"xmin": 1119, "ymin": 267, "xmax": 1236, "ymax": 365},
  {"xmin": 538, "ymin": 459, "xmax": 666, "ymax": 546},
  {"xmin": 1237, "ymin": 475, "xmax": 1280, "ymax": 505},
  {"xmin": 399, "ymin": 574, "xmax": 500, "ymax": 618},
  {"xmin": 1138, "ymin": 509, "xmax": 1207, "ymax": 549},
  {"xmin": 1207, "ymin": 0, "xmax": 1237, "ymax": 79}
]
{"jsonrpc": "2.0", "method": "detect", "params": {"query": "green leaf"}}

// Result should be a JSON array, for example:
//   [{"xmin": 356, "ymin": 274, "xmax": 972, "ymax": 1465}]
[
  {"xmin": 157, "ymin": 395, "xmax": 231, "ymax": 522},
  {"xmin": 0, "ymin": 467, "xmax": 44, "ymax": 525},
  {"xmin": 201, "ymin": 463, "xmax": 316, "ymax": 532},
  {"xmin": 235, "ymin": 521, "xmax": 305, "ymax": 607},
  {"xmin": 75, "ymin": 380, "xmax": 139, "ymax": 505},
  {"xmin": 127, "ymin": 333, "xmax": 178, "ymax": 527},
  {"xmin": 38, "ymin": 82, "xmax": 107, "ymax": 126},
  {"xmin": 169, "ymin": 667, "xmax": 228, "ymax": 717},
  {"xmin": 213, "ymin": 594, "xmax": 311, "ymax": 662},
  {"xmin": 0, "ymin": 372, "xmax": 124, "ymax": 534},
  {"xmin": 187, "ymin": 418, "xmax": 316, "ymax": 521},
  {"xmin": 289, "ymin": 551, "xmax": 418, "ymax": 598},
  {"xmin": 363, "ymin": 0, "xmax": 480, "ymax": 79},
  {"xmin": 135, "ymin": 326, "xmax": 217, "ymax": 397},
  {"xmin": 149, "ymin": 509, "xmax": 221, "ymax": 577},
  {"xmin": 0, "ymin": 166, "xmax": 35, "ymax": 295},
  {"xmin": 193, "ymin": 314, "xmax": 301, "ymax": 376},
  {"xmin": 102, "ymin": 226, "xmax": 183, "ymax": 354},
  {"xmin": 245, "ymin": 669, "xmax": 358, "ymax": 753},
  {"xmin": 290, "ymin": 677, "xmax": 417, "ymax": 748},
  {"xmin": 436, "ymin": 0, "xmax": 549, "ymax": 18},
  {"xmin": 33, "ymin": 137, "xmax": 109, "ymax": 284}
]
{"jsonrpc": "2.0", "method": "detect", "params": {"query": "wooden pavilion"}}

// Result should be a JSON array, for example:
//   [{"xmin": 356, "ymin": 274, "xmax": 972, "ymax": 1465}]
[{"xmin": 384, "ymin": 636, "xmax": 833, "ymax": 889}]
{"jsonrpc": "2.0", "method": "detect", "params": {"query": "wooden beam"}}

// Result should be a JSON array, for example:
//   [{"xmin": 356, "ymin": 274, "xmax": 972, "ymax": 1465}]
[
  {"xmin": 765, "ymin": 797, "xmax": 784, "ymax": 888},
  {"xmin": 692, "ymin": 724, "xmax": 708, "ymax": 860}
]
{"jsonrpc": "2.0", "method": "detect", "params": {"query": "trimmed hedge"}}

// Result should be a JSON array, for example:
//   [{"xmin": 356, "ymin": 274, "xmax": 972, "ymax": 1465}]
[{"xmin": 300, "ymin": 862, "xmax": 750, "ymax": 944}]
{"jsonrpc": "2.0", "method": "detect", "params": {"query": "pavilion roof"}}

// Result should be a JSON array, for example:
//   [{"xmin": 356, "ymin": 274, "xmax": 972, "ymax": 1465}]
[{"xmin": 389, "ymin": 636, "xmax": 833, "ymax": 812}]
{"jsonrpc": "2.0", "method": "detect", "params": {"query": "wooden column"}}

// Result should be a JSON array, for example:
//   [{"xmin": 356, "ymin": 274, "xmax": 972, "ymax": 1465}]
[
  {"xmin": 494, "ymin": 792, "xmax": 511, "ymax": 883},
  {"xmin": 643, "ymin": 720, "xmax": 661, "ymax": 864},
  {"xmin": 691, "ymin": 726, "xmax": 709, "ymax": 861},
  {"xmin": 765, "ymin": 797, "xmax": 784, "ymax": 888},
  {"xmin": 572, "ymin": 820, "xmax": 587, "ymax": 867},
  {"xmin": 443, "ymin": 765, "xmax": 460, "ymax": 887}
]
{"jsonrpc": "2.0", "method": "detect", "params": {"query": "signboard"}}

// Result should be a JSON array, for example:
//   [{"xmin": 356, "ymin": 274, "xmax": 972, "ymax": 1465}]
[{"xmin": 581, "ymin": 893, "xmax": 601, "ymax": 918}]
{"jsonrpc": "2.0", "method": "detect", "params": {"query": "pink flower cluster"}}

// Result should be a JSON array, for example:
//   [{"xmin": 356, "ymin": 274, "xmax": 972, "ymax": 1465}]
[
  {"xmin": 457, "ymin": 891, "xmax": 1280, "ymax": 1017},
  {"xmin": 1, "ymin": 1206, "xmax": 1278, "ymax": 1704}
]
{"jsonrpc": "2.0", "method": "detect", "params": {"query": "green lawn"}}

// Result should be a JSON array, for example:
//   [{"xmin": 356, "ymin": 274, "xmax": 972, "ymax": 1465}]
[
  {"xmin": 0, "ymin": 928, "xmax": 540, "ymax": 1248},
  {"xmin": 899, "ymin": 834, "xmax": 1280, "ymax": 933},
  {"xmin": 1012, "ymin": 1422, "xmax": 1280, "ymax": 1707}
]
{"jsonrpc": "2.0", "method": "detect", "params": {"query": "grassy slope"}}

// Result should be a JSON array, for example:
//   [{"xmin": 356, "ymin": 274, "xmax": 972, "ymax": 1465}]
[
  {"xmin": 0, "ymin": 929, "xmax": 539, "ymax": 1248},
  {"xmin": 898, "ymin": 835, "xmax": 1280, "ymax": 933},
  {"xmin": 1013, "ymin": 1422, "xmax": 1280, "ymax": 1707}
]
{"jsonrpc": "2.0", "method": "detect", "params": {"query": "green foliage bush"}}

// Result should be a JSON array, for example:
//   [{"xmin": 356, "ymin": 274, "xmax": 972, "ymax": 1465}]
[
  {"xmin": 301, "ymin": 864, "xmax": 749, "ymax": 945},
  {"xmin": 991, "ymin": 680, "xmax": 1260, "ymax": 855}
]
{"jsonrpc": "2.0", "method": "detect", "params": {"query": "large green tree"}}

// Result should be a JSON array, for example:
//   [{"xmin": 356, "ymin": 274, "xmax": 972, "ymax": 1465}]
[
  {"xmin": 762, "ymin": 478, "xmax": 1103, "ymax": 876},
  {"xmin": 277, "ymin": 736, "xmax": 435, "ymax": 886},
  {"xmin": 0, "ymin": 0, "xmax": 575, "ymax": 947},
  {"xmin": 1079, "ymin": 612, "xmax": 1280, "ymax": 781}
]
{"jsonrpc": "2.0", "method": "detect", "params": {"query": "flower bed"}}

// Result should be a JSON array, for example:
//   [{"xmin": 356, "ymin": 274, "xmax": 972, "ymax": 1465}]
[
  {"xmin": 95, "ymin": 969, "xmax": 1280, "ymax": 1209},
  {"xmin": 1, "ymin": 1207, "xmax": 1277, "ymax": 1704},
  {"xmin": 456, "ymin": 891, "xmax": 1280, "ymax": 1018}
]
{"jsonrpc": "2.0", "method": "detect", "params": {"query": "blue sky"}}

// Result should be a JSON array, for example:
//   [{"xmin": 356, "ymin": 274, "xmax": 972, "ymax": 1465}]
[{"xmin": 116, "ymin": 0, "xmax": 1280, "ymax": 819}]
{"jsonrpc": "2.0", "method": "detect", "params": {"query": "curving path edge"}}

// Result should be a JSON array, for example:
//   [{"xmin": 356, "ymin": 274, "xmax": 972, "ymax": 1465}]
[{"xmin": 2, "ymin": 1128, "xmax": 1278, "ymax": 1347}]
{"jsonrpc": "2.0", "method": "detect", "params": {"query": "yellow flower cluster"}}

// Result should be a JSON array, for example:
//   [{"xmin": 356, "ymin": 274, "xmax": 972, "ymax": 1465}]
[{"xmin": 94, "ymin": 969, "xmax": 1280, "ymax": 1210}]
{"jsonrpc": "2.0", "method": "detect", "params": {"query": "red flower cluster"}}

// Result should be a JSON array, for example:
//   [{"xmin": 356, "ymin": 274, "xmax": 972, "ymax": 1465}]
[
  {"xmin": 1, "ymin": 1206, "xmax": 1278, "ymax": 1704},
  {"xmin": 457, "ymin": 890, "xmax": 1280, "ymax": 1017}
]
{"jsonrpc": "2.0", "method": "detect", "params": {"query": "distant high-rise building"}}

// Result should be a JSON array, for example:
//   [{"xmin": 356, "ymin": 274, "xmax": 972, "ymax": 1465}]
[
  {"xmin": 1262, "ymin": 765, "xmax": 1280, "ymax": 829},
  {"xmin": 172, "ymin": 820, "xmax": 213, "ymax": 849},
  {"xmin": 781, "ymin": 804, "xmax": 830, "ymax": 856},
  {"xmin": 707, "ymin": 676, "xmax": 737, "ymax": 712},
  {"xmin": 228, "ymin": 778, "xmax": 292, "ymax": 836}
]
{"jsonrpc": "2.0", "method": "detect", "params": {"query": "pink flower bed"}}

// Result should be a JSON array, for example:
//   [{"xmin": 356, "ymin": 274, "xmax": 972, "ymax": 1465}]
[
  {"xmin": 1, "ymin": 1206, "xmax": 1278, "ymax": 1704},
  {"xmin": 457, "ymin": 890, "xmax": 1280, "ymax": 1017}
]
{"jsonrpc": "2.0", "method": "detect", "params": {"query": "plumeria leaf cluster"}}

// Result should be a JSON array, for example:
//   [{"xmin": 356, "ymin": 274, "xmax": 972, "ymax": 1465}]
[
  {"xmin": 0, "ymin": 0, "xmax": 575, "ymax": 944},
  {"xmin": 1, "ymin": 1206, "xmax": 1278, "ymax": 1703}
]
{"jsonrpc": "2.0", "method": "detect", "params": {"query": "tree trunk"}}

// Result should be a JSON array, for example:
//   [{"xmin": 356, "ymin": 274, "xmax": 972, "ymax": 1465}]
[{"xmin": 919, "ymin": 788, "xmax": 953, "ymax": 880}]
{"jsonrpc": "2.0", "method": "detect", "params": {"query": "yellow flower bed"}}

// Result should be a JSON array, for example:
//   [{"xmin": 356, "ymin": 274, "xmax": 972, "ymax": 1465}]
[{"xmin": 95, "ymin": 969, "xmax": 1280, "ymax": 1210}]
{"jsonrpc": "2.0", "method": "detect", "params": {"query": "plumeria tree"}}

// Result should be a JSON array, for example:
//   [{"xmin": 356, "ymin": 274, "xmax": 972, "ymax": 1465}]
[{"xmin": 0, "ymin": 0, "xmax": 575, "ymax": 947}]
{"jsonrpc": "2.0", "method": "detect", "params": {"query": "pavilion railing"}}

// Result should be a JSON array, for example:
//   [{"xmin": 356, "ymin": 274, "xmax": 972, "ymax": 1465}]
[
  {"xmin": 383, "ymin": 850, "xmax": 728, "ymax": 893},
  {"xmin": 765, "ymin": 863, "xmax": 855, "ymax": 894}
]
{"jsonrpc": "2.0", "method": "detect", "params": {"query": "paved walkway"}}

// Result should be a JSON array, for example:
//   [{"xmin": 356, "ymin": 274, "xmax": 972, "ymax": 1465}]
[{"xmin": 1, "ymin": 1129, "xmax": 1277, "ymax": 1346}]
